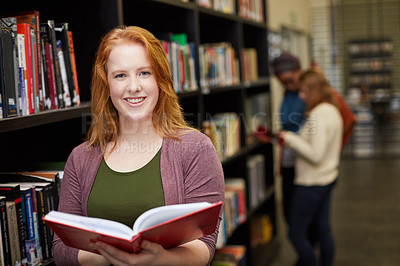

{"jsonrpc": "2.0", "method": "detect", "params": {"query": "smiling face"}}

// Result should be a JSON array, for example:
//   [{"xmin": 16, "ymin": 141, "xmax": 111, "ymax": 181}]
[{"xmin": 107, "ymin": 42, "xmax": 159, "ymax": 128}]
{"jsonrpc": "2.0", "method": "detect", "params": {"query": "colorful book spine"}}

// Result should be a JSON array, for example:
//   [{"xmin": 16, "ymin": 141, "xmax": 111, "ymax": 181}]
[
  {"xmin": 67, "ymin": 31, "xmax": 80, "ymax": 106},
  {"xmin": 17, "ymin": 23, "xmax": 34, "ymax": 114}
]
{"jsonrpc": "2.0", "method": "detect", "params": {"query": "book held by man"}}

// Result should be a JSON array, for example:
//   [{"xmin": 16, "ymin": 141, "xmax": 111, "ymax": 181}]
[{"xmin": 44, "ymin": 201, "xmax": 223, "ymax": 254}]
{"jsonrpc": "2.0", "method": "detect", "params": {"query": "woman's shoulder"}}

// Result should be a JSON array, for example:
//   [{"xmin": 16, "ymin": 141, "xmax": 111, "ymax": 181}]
[
  {"xmin": 163, "ymin": 129, "xmax": 213, "ymax": 152},
  {"xmin": 165, "ymin": 128, "xmax": 209, "ymax": 142},
  {"xmin": 314, "ymin": 102, "xmax": 339, "ymax": 113},
  {"xmin": 313, "ymin": 103, "xmax": 342, "ymax": 121},
  {"xmin": 69, "ymin": 141, "xmax": 101, "ymax": 160}
]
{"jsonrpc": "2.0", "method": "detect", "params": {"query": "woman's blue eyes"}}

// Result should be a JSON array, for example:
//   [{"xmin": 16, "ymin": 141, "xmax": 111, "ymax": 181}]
[
  {"xmin": 114, "ymin": 71, "xmax": 150, "ymax": 78},
  {"xmin": 139, "ymin": 71, "xmax": 151, "ymax": 76}
]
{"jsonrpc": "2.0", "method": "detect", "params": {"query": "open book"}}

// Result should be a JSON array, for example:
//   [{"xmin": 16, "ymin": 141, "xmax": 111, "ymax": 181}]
[{"xmin": 44, "ymin": 201, "xmax": 223, "ymax": 254}]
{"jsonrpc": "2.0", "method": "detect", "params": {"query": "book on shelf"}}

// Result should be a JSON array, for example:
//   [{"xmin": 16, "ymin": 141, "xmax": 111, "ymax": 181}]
[
  {"xmin": 40, "ymin": 29, "xmax": 58, "ymax": 110},
  {"xmin": 238, "ymin": 0, "xmax": 264, "ymax": 22},
  {"xmin": 56, "ymin": 40, "xmax": 72, "ymax": 107},
  {"xmin": 199, "ymin": 42, "xmax": 239, "ymax": 89},
  {"xmin": 0, "ymin": 25, "xmax": 18, "ymax": 119},
  {"xmin": 204, "ymin": 112, "xmax": 241, "ymax": 160},
  {"xmin": 247, "ymin": 154, "xmax": 267, "ymax": 209},
  {"xmin": 159, "ymin": 32, "xmax": 198, "ymax": 93},
  {"xmin": 44, "ymin": 201, "xmax": 223, "ymax": 255},
  {"xmin": 1, "ymin": 16, "xmax": 21, "ymax": 118},
  {"xmin": 7, "ymin": 10, "xmax": 44, "ymax": 113},
  {"xmin": 41, "ymin": 20, "xmax": 64, "ymax": 109},
  {"xmin": 4, "ymin": 182, "xmax": 56, "ymax": 263},
  {"xmin": 66, "ymin": 30, "xmax": 80, "ymax": 106},
  {"xmin": 0, "ymin": 195, "xmax": 11, "ymax": 266},
  {"xmin": 225, "ymin": 178, "xmax": 246, "ymax": 224},
  {"xmin": 55, "ymin": 22, "xmax": 80, "ymax": 106},
  {"xmin": 17, "ymin": 22, "xmax": 35, "ymax": 115},
  {"xmin": 241, "ymin": 48, "xmax": 258, "ymax": 83},
  {"xmin": 0, "ymin": 184, "xmax": 27, "ymax": 266}
]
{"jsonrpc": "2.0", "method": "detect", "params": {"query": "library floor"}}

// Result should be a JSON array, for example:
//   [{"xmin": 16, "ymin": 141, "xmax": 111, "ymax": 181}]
[{"xmin": 267, "ymin": 157, "xmax": 400, "ymax": 266}]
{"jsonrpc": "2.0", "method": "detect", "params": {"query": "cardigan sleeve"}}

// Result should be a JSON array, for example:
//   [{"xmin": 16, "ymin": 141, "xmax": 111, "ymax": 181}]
[
  {"xmin": 52, "ymin": 145, "xmax": 83, "ymax": 265},
  {"xmin": 179, "ymin": 131, "xmax": 225, "ymax": 264},
  {"xmin": 52, "ymin": 143, "xmax": 102, "ymax": 265}
]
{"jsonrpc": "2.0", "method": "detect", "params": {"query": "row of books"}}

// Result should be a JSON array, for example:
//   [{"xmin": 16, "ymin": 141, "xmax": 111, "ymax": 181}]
[
  {"xmin": 216, "ymin": 177, "xmax": 247, "ymax": 249},
  {"xmin": 0, "ymin": 10, "xmax": 80, "ymax": 119},
  {"xmin": 247, "ymin": 154, "xmax": 267, "ymax": 209},
  {"xmin": 198, "ymin": 0, "xmax": 236, "ymax": 15},
  {"xmin": 198, "ymin": 0, "xmax": 265, "ymax": 23},
  {"xmin": 350, "ymin": 57, "xmax": 392, "ymax": 72},
  {"xmin": 0, "ymin": 171, "xmax": 62, "ymax": 266},
  {"xmin": 348, "ymin": 40, "xmax": 393, "ymax": 55},
  {"xmin": 241, "ymin": 48, "xmax": 258, "ymax": 83},
  {"xmin": 203, "ymin": 112, "xmax": 241, "ymax": 161},
  {"xmin": 199, "ymin": 42, "xmax": 240, "ymax": 90},
  {"xmin": 349, "ymin": 73, "xmax": 391, "ymax": 87},
  {"xmin": 216, "ymin": 154, "xmax": 267, "ymax": 249},
  {"xmin": 159, "ymin": 33, "xmax": 198, "ymax": 93},
  {"xmin": 159, "ymin": 34, "xmax": 259, "ymax": 93}
]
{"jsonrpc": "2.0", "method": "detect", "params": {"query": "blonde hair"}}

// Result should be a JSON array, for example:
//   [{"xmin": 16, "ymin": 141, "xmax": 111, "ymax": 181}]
[
  {"xmin": 299, "ymin": 69, "xmax": 338, "ymax": 113},
  {"xmin": 86, "ymin": 25, "xmax": 193, "ymax": 154}
]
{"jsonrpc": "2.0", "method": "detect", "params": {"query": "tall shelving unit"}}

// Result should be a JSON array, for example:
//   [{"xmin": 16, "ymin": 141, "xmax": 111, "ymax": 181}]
[{"xmin": 0, "ymin": 0, "xmax": 277, "ymax": 264}]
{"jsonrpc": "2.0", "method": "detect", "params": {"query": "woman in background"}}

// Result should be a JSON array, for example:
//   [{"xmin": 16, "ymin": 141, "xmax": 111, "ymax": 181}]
[
  {"xmin": 53, "ymin": 26, "xmax": 224, "ymax": 266},
  {"xmin": 279, "ymin": 69, "xmax": 343, "ymax": 266}
]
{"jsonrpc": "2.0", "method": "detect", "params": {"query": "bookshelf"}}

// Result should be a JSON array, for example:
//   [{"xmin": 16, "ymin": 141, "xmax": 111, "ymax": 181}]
[{"xmin": 0, "ymin": 0, "xmax": 277, "ymax": 265}]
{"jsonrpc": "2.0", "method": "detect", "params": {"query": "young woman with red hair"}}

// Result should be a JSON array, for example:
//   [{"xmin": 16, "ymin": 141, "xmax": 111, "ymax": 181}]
[{"xmin": 53, "ymin": 26, "xmax": 224, "ymax": 266}]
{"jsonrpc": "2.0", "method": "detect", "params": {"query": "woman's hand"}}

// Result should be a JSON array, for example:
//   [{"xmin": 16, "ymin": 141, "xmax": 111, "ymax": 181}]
[
  {"xmin": 278, "ymin": 131, "xmax": 287, "ymax": 146},
  {"xmin": 87, "ymin": 239, "xmax": 209, "ymax": 266},
  {"xmin": 87, "ymin": 240, "xmax": 165, "ymax": 266}
]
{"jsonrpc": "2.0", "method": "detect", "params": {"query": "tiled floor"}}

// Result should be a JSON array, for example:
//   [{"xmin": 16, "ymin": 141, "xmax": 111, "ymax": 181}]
[{"xmin": 269, "ymin": 157, "xmax": 400, "ymax": 266}]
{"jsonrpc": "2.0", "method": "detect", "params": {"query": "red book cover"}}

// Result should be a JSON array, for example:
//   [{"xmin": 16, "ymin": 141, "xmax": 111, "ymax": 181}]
[
  {"xmin": 44, "ymin": 43, "xmax": 58, "ymax": 109},
  {"xmin": 44, "ymin": 201, "xmax": 222, "ymax": 254},
  {"xmin": 17, "ymin": 23, "xmax": 35, "ymax": 114}
]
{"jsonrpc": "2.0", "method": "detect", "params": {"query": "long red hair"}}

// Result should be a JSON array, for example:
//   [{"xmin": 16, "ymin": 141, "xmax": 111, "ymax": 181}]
[{"xmin": 86, "ymin": 25, "xmax": 193, "ymax": 154}]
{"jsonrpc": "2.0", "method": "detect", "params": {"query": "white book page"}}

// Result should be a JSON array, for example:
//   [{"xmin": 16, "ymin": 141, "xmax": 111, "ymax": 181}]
[
  {"xmin": 133, "ymin": 202, "xmax": 211, "ymax": 232},
  {"xmin": 45, "ymin": 211, "xmax": 136, "ymax": 240}
]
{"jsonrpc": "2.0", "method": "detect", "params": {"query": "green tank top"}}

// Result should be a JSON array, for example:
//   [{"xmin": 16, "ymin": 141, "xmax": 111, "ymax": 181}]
[{"xmin": 87, "ymin": 148, "xmax": 165, "ymax": 227}]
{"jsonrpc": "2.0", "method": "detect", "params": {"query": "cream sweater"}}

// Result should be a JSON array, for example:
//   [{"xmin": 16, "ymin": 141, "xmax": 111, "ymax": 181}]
[{"xmin": 283, "ymin": 103, "xmax": 343, "ymax": 186}]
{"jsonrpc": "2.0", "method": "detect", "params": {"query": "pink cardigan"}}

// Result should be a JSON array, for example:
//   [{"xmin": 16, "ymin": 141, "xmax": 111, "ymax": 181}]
[{"xmin": 53, "ymin": 130, "xmax": 225, "ymax": 265}]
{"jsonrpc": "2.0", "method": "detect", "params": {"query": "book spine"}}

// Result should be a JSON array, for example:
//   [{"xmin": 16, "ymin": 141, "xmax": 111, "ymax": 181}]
[
  {"xmin": 17, "ymin": 23, "xmax": 35, "ymax": 114},
  {"xmin": 67, "ymin": 31, "xmax": 80, "ymax": 106},
  {"xmin": 55, "ymin": 23, "xmax": 76, "ymax": 107},
  {"xmin": 16, "ymin": 32, "xmax": 28, "ymax": 115},
  {"xmin": 39, "ymin": 187, "xmax": 51, "ymax": 260},
  {"xmin": 36, "ymin": 188, "xmax": 47, "ymax": 260},
  {"xmin": 10, "ymin": 22, "xmax": 22, "ymax": 117},
  {"xmin": 31, "ymin": 29, "xmax": 39, "ymax": 113},
  {"xmin": 40, "ymin": 38, "xmax": 51, "ymax": 110},
  {"xmin": 0, "ymin": 31, "xmax": 18, "ymax": 118},
  {"xmin": 6, "ymin": 201, "xmax": 21, "ymax": 266},
  {"xmin": 47, "ymin": 20, "xmax": 64, "ymax": 109},
  {"xmin": 31, "ymin": 188, "xmax": 44, "ymax": 263},
  {"xmin": 14, "ymin": 197, "xmax": 27, "ymax": 265},
  {"xmin": 56, "ymin": 40, "xmax": 71, "ymax": 107},
  {"xmin": 0, "ymin": 198, "xmax": 11, "ymax": 266},
  {"xmin": 44, "ymin": 43, "xmax": 58, "ymax": 110},
  {"xmin": 34, "ymin": 11, "xmax": 44, "ymax": 112}
]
